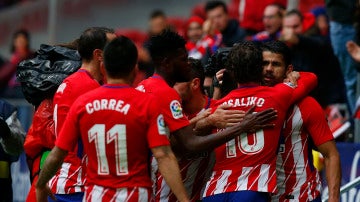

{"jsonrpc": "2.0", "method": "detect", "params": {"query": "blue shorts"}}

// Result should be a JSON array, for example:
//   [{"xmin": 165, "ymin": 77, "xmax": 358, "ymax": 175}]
[
  {"xmin": 48, "ymin": 192, "xmax": 84, "ymax": 202},
  {"xmin": 202, "ymin": 191, "xmax": 270, "ymax": 202}
]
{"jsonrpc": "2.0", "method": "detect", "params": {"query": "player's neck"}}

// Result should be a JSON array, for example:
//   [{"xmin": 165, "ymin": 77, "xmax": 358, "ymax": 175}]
[
  {"xmin": 106, "ymin": 78, "xmax": 131, "ymax": 85},
  {"xmin": 81, "ymin": 60, "xmax": 102, "ymax": 83},
  {"xmin": 154, "ymin": 71, "xmax": 175, "ymax": 87}
]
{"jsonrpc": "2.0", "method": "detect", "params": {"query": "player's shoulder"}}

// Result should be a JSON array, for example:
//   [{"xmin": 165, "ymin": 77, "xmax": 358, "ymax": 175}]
[{"xmin": 296, "ymin": 96, "xmax": 320, "ymax": 109}]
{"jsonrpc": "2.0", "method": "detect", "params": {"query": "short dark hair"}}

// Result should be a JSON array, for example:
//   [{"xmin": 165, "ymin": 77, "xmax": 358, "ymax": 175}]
[
  {"xmin": 150, "ymin": 9, "xmax": 166, "ymax": 19},
  {"xmin": 103, "ymin": 36, "xmax": 138, "ymax": 78},
  {"xmin": 285, "ymin": 9, "xmax": 304, "ymax": 22},
  {"xmin": 147, "ymin": 29, "xmax": 186, "ymax": 64},
  {"xmin": 227, "ymin": 41, "xmax": 263, "ymax": 84},
  {"xmin": 267, "ymin": 3, "xmax": 286, "ymax": 18},
  {"xmin": 261, "ymin": 40, "xmax": 292, "ymax": 67},
  {"xmin": 78, "ymin": 27, "xmax": 115, "ymax": 62},
  {"xmin": 11, "ymin": 29, "xmax": 30, "ymax": 53},
  {"xmin": 188, "ymin": 57, "xmax": 205, "ymax": 94},
  {"xmin": 205, "ymin": 0, "xmax": 228, "ymax": 13}
]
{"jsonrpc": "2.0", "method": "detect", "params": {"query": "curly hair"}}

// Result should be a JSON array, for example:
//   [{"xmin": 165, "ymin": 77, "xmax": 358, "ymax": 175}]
[
  {"xmin": 227, "ymin": 41, "xmax": 263, "ymax": 84},
  {"xmin": 147, "ymin": 29, "xmax": 186, "ymax": 64}
]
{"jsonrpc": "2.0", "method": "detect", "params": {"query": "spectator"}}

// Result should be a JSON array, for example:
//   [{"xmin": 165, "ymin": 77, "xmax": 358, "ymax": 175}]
[
  {"xmin": 205, "ymin": 0, "xmax": 246, "ymax": 47},
  {"xmin": 0, "ymin": 29, "xmax": 35, "ymax": 98},
  {"xmin": 326, "ymin": 0, "xmax": 358, "ymax": 115},
  {"xmin": 185, "ymin": 15, "xmax": 221, "ymax": 64},
  {"xmin": 230, "ymin": 0, "xmax": 287, "ymax": 35},
  {"xmin": 251, "ymin": 3, "xmax": 285, "ymax": 42},
  {"xmin": 0, "ymin": 99, "xmax": 26, "ymax": 202},
  {"xmin": 280, "ymin": 9, "xmax": 347, "ymax": 108}
]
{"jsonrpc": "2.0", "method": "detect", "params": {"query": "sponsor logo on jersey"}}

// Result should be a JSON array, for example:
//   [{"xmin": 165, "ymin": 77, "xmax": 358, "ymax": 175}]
[
  {"xmin": 170, "ymin": 100, "xmax": 183, "ymax": 119},
  {"xmin": 157, "ymin": 114, "xmax": 167, "ymax": 135}
]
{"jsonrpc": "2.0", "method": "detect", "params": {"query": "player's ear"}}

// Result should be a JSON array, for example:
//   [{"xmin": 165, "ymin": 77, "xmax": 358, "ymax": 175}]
[
  {"xmin": 192, "ymin": 78, "xmax": 200, "ymax": 90},
  {"xmin": 93, "ymin": 49, "xmax": 103, "ymax": 62}
]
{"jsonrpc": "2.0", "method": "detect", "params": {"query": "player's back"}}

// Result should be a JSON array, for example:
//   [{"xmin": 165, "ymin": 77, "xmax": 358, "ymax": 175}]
[
  {"xmin": 204, "ymin": 84, "xmax": 293, "ymax": 195},
  {"xmin": 75, "ymin": 84, "xmax": 168, "ymax": 189}
]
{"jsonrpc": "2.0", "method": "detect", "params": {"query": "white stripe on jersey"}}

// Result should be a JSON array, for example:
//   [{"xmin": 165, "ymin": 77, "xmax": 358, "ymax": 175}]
[
  {"xmin": 290, "ymin": 106, "xmax": 307, "ymax": 198},
  {"xmin": 214, "ymin": 170, "xmax": 232, "ymax": 195},
  {"xmin": 236, "ymin": 167, "xmax": 251, "ymax": 190},
  {"xmin": 258, "ymin": 164, "xmax": 270, "ymax": 192},
  {"xmin": 138, "ymin": 188, "xmax": 149, "ymax": 202},
  {"xmin": 114, "ymin": 188, "xmax": 127, "ymax": 201},
  {"xmin": 159, "ymin": 177, "xmax": 170, "ymax": 201},
  {"xmin": 90, "ymin": 185, "xmax": 105, "ymax": 202},
  {"xmin": 57, "ymin": 162, "xmax": 71, "ymax": 193}
]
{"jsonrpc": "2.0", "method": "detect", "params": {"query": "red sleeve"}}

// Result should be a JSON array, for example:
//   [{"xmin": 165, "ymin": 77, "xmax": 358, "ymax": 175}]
[
  {"xmin": 160, "ymin": 89, "xmax": 190, "ymax": 133},
  {"xmin": 299, "ymin": 97, "xmax": 334, "ymax": 146},
  {"xmin": 24, "ymin": 99, "xmax": 56, "ymax": 158},
  {"xmin": 290, "ymin": 72, "xmax": 318, "ymax": 104},
  {"xmin": 55, "ymin": 100, "xmax": 81, "ymax": 152},
  {"xmin": 53, "ymin": 81, "xmax": 73, "ymax": 137},
  {"xmin": 271, "ymin": 83, "xmax": 295, "ymax": 111},
  {"xmin": 146, "ymin": 98, "xmax": 171, "ymax": 148}
]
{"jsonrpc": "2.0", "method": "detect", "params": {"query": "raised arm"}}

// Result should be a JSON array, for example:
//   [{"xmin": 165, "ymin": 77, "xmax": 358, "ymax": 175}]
[{"xmin": 290, "ymin": 71, "xmax": 317, "ymax": 103}]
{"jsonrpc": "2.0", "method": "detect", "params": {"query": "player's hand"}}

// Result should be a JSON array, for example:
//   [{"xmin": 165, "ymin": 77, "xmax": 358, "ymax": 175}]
[
  {"xmin": 284, "ymin": 71, "xmax": 300, "ymax": 86},
  {"xmin": 189, "ymin": 108, "xmax": 211, "ymax": 125},
  {"xmin": 208, "ymin": 104, "xmax": 246, "ymax": 129},
  {"xmin": 36, "ymin": 185, "xmax": 56, "ymax": 202},
  {"xmin": 239, "ymin": 106, "xmax": 277, "ymax": 133},
  {"xmin": 215, "ymin": 68, "xmax": 226, "ymax": 85}
]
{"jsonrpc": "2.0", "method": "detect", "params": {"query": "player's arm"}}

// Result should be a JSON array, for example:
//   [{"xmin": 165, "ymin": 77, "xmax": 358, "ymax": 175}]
[
  {"xmin": 317, "ymin": 141, "xmax": 341, "ymax": 202},
  {"xmin": 303, "ymin": 97, "xmax": 340, "ymax": 202},
  {"xmin": 173, "ymin": 106, "xmax": 277, "ymax": 152},
  {"xmin": 35, "ymin": 146, "xmax": 67, "ymax": 202},
  {"xmin": 290, "ymin": 72, "xmax": 317, "ymax": 103},
  {"xmin": 151, "ymin": 145, "xmax": 189, "ymax": 202},
  {"xmin": 194, "ymin": 104, "xmax": 246, "ymax": 135}
]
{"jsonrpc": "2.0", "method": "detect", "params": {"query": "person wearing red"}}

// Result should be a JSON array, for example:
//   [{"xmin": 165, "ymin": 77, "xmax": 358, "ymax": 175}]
[
  {"xmin": 259, "ymin": 41, "xmax": 340, "ymax": 202},
  {"xmin": 185, "ymin": 16, "xmax": 221, "ymax": 62},
  {"xmin": 202, "ymin": 41, "xmax": 317, "ymax": 201},
  {"xmin": 154, "ymin": 58, "xmax": 222, "ymax": 202},
  {"xmin": 36, "ymin": 36, "xmax": 190, "ymax": 201},
  {"xmin": 45, "ymin": 27, "xmax": 116, "ymax": 201}
]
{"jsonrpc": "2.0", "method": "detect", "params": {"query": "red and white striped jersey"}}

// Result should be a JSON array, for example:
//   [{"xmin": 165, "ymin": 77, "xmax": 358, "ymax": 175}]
[
  {"xmin": 51, "ymin": 69, "xmax": 100, "ymax": 194},
  {"xmin": 203, "ymin": 84, "xmax": 295, "ymax": 197},
  {"xmin": 84, "ymin": 185, "xmax": 151, "ymax": 202},
  {"xmin": 152, "ymin": 96, "xmax": 216, "ymax": 202},
  {"xmin": 55, "ymin": 84, "xmax": 170, "ymax": 200},
  {"xmin": 273, "ymin": 96, "xmax": 334, "ymax": 202}
]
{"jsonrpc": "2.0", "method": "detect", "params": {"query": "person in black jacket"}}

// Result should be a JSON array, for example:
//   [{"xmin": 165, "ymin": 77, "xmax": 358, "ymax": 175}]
[{"xmin": 205, "ymin": 0, "xmax": 246, "ymax": 47}]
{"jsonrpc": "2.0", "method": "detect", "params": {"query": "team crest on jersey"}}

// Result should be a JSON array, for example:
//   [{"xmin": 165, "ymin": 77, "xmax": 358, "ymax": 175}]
[
  {"xmin": 170, "ymin": 100, "xmax": 183, "ymax": 119},
  {"xmin": 157, "ymin": 114, "xmax": 167, "ymax": 135},
  {"xmin": 135, "ymin": 85, "xmax": 145, "ymax": 92}
]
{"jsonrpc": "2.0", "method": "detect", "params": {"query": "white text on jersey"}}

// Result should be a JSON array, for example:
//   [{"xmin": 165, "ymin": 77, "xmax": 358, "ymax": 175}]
[{"xmin": 85, "ymin": 99, "xmax": 130, "ymax": 115}]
